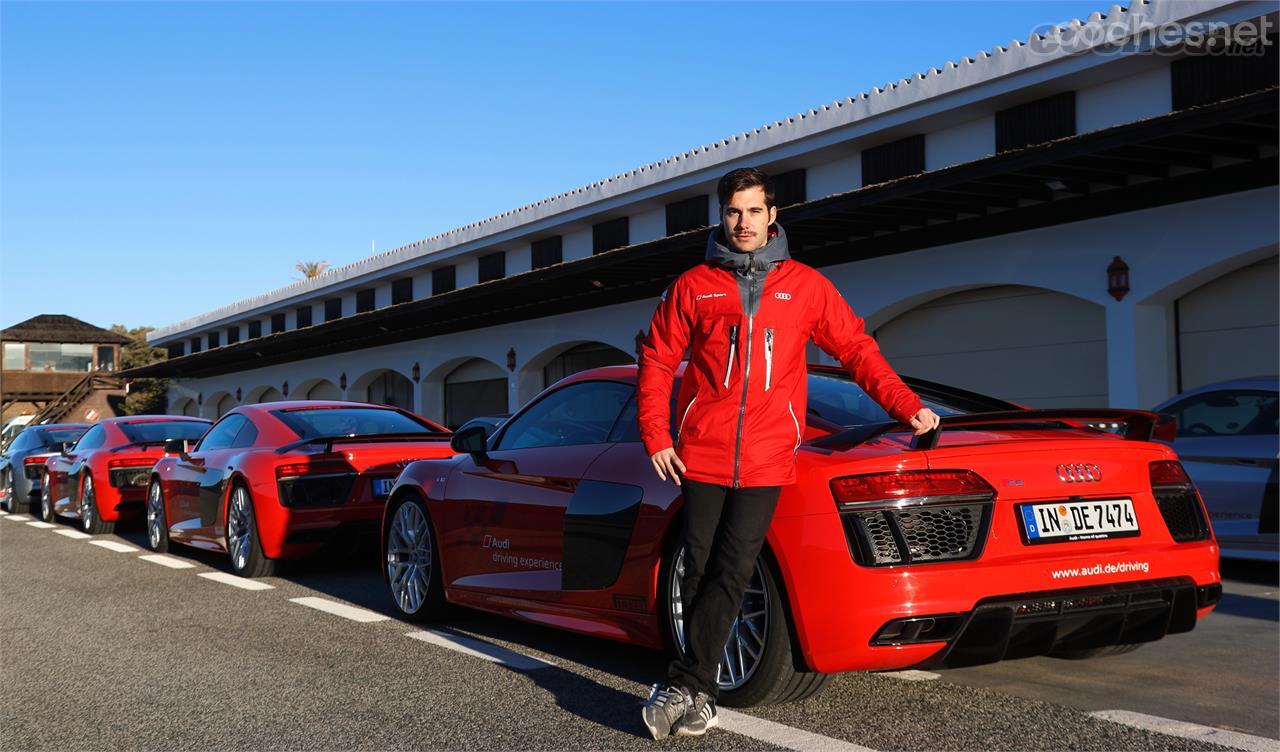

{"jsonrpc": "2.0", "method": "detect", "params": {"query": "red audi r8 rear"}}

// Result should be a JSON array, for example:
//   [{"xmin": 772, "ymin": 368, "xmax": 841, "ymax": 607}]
[
  {"xmin": 148, "ymin": 401, "xmax": 453, "ymax": 577},
  {"xmin": 380, "ymin": 364, "xmax": 1221, "ymax": 707},
  {"xmin": 40, "ymin": 416, "xmax": 211, "ymax": 533}
]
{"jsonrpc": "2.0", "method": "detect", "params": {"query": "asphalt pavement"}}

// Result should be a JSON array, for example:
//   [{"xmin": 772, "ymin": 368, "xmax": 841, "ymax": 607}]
[{"xmin": 1, "ymin": 510, "xmax": 1273, "ymax": 751}]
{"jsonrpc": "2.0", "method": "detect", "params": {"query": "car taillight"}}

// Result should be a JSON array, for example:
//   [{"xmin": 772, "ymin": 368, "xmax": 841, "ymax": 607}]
[
  {"xmin": 276, "ymin": 457, "xmax": 357, "ymax": 507},
  {"xmin": 1148, "ymin": 460, "xmax": 1210, "ymax": 542},
  {"xmin": 830, "ymin": 470, "xmax": 995, "ymax": 567},
  {"xmin": 23, "ymin": 456, "xmax": 46, "ymax": 479},
  {"xmin": 830, "ymin": 470, "xmax": 995, "ymax": 507},
  {"xmin": 108, "ymin": 457, "xmax": 157, "ymax": 488}
]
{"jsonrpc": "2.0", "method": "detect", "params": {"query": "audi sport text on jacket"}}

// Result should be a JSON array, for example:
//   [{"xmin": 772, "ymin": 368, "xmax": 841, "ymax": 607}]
[{"xmin": 637, "ymin": 224, "xmax": 923, "ymax": 487}]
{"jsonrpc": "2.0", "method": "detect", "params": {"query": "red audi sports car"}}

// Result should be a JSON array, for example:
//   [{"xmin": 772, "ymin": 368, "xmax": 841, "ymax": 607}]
[
  {"xmin": 41, "ymin": 416, "xmax": 212, "ymax": 533},
  {"xmin": 380, "ymin": 364, "xmax": 1221, "ymax": 707},
  {"xmin": 147, "ymin": 401, "xmax": 454, "ymax": 577}
]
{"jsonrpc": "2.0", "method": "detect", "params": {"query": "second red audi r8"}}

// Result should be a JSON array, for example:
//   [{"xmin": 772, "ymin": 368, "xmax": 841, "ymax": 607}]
[
  {"xmin": 41, "ymin": 416, "xmax": 212, "ymax": 533},
  {"xmin": 380, "ymin": 364, "xmax": 1221, "ymax": 707},
  {"xmin": 147, "ymin": 401, "xmax": 454, "ymax": 577}
]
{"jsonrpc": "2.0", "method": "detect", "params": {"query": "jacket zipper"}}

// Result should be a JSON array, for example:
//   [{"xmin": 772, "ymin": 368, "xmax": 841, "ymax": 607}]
[
  {"xmin": 722, "ymin": 325, "xmax": 738, "ymax": 388},
  {"xmin": 787, "ymin": 400, "xmax": 801, "ymax": 457},
  {"xmin": 676, "ymin": 396, "xmax": 697, "ymax": 442},
  {"xmin": 732, "ymin": 259, "xmax": 757, "ymax": 489},
  {"xmin": 764, "ymin": 328, "xmax": 774, "ymax": 392}
]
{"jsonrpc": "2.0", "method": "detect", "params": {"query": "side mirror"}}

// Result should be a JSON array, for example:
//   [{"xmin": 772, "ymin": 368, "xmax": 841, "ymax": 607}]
[
  {"xmin": 60, "ymin": 444, "xmax": 74, "ymax": 457},
  {"xmin": 163, "ymin": 439, "xmax": 192, "ymax": 459},
  {"xmin": 450, "ymin": 425, "xmax": 489, "ymax": 456}
]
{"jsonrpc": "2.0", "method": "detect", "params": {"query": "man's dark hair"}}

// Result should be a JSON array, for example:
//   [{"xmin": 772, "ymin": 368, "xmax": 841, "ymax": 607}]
[{"xmin": 717, "ymin": 167, "xmax": 774, "ymax": 209}]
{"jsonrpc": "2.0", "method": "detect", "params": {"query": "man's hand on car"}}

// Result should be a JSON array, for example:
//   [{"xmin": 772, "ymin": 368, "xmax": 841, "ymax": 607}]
[
  {"xmin": 909, "ymin": 407, "xmax": 942, "ymax": 435},
  {"xmin": 650, "ymin": 447, "xmax": 687, "ymax": 485}
]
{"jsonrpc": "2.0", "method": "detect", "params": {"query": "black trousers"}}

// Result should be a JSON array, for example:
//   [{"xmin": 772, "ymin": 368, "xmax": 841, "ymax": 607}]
[{"xmin": 666, "ymin": 477, "xmax": 781, "ymax": 699}]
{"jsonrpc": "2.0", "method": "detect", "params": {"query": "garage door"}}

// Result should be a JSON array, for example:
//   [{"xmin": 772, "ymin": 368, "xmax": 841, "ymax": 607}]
[
  {"xmin": 875, "ymin": 285, "xmax": 1108, "ymax": 408},
  {"xmin": 444, "ymin": 359, "xmax": 509, "ymax": 430},
  {"xmin": 1178, "ymin": 254, "xmax": 1279, "ymax": 391}
]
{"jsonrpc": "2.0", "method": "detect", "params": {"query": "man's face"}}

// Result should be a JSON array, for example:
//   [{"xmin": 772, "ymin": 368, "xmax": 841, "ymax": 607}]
[{"xmin": 720, "ymin": 186, "xmax": 777, "ymax": 253}]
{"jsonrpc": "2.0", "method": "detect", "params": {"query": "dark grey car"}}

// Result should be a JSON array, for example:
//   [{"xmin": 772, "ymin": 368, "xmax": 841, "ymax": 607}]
[{"xmin": 0, "ymin": 423, "xmax": 89, "ymax": 515}]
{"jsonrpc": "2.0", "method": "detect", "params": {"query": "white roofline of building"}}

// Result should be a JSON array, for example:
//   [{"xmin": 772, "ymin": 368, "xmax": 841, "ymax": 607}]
[{"xmin": 149, "ymin": 0, "xmax": 1250, "ymax": 342}]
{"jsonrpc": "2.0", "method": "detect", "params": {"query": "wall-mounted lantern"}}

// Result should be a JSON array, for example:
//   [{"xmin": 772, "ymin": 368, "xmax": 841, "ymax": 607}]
[
  {"xmin": 339, "ymin": 372, "xmax": 347, "ymax": 390},
  {"xmin": 1107, "ymin": 256, "xmax": 1130, "ymax": 301},
  {"xmin": 282, "ymin": 380, "xmax": 289, "ymax": 398},
  {"xmin": 411, "ymin": 362, "xmax": 421, "ymax": 383},
  {"xmin": 635, "ymin": 330, "xmax": 647, "ymax": 357},
  {"xmin": 197, "ymin": 392, "xmax": 203, "ymax": 406},
  {"xmin": 506, "ymin": 348, "xmax": 516, "ymax": 372},
  {"xmin": 235, "ymin": 388, "xmax": 242, "ymax": 402}
]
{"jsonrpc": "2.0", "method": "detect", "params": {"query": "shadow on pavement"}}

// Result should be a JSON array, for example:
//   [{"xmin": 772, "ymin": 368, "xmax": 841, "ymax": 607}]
[{"xmin": 1221, "ymin": 558, "xmax": 1279, "ymax": 586}]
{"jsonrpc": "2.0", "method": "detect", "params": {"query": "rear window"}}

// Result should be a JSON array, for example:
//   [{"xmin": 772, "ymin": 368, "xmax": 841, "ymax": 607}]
[
  {"xmin": 118, "ymin": 421, "xmax": 210, "ymax": 444},
  {"xmin": 272, "ymin": 407, "xmax": 440, "ymax": 440},
  {"xmin": 805, "ymin": 372, "xmax": 973, "ymax": 427},
  {"xmin": 34, "ymin": 428, "xmax": 88, "ymax": 448}
]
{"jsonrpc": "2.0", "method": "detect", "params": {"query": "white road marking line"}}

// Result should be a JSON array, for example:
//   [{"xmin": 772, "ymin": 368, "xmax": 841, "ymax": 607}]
[
  {"xmin": 2, "ymin": 514, "xmax": 28, "ymax": 521},
  {"xmin": 26, "ymin": 521, "xmax": 56, "ymax": 529},
  {"xmin": 0, "ymin": 510, "xmax": 8, "ymax": 515},
  {"xmin": 405, "ymin": 630, "xmax": 556, "ymax": 671},
  {"xmin": 1090, "ymin": 710, "xmax": 1278, "ymax": 752},
  {"xmin": 54, "ymin": 529, "xmax": 91, "ymax": 540},
  {"xmin": 289, "ymin": 597, "xmax": 389, "ymax": 623},
  {"xmin": 90, "ymin": 540, "xmax": 140, "ymax": 553},
  {"xmin": 880, "ymin": 670, "xmax": 940, "ymax": 681},
  {"xmin": 198, "ymin": 572, "xmax": 275, "ymax": 591},
  {"xmin": 138, "ymin": 554, "xmax": 196, "ymax": 569},
  {"xmin": 718, "ymin": 709, "xmax": 879, "ymax": 752}
]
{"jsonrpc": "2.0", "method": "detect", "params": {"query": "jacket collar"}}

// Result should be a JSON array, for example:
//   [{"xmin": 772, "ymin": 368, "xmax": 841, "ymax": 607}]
[{"xmin": 705, "ymin": 223, "xmax": 791, "ymax": 274}]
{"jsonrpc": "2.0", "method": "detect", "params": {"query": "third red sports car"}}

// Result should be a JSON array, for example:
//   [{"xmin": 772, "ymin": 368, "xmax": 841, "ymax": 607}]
[
  {"xmin": 147, "ymin": 401, "xmax": 454, "ymax": 577},
  {"xmin": 41, "ymin": 416, "xmax": 212, "ymax": 533},
  {"xmin": 380, "ymin": 364, "xmax": 1221, "ymax": 707}
]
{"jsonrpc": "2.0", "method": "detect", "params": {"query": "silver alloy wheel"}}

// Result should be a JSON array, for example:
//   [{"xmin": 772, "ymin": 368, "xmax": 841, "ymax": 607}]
[
  {"xmin": 670, "ymin": 548, "xmax": 770, "ymax": 692},
  {"xmin": 80, "ymin": 477, "xmax": 95, "ymax": 532},
  {"xmin": 41, "ymin": 473, "xmax": 52, "ymax": 519},
  {"xmin": 386, "ymin": 501, "xmax": 433, "ymax": 614},
  {"xmin": 147, "ymin": 482, "xmax": 164, "ymax": 548},
  {"xmin": 227, "ymin": 487, "xmax": 253, "ymax": 572}
]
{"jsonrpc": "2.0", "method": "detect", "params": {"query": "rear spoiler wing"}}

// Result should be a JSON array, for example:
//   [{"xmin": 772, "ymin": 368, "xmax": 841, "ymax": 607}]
[
  {"xmin": 111, "ymin": 439, "xmax": 183, "ymax": 453},
  {"xmin": 814, "ymin": 409, "xmax": 1172, "ymax": 452},
  {"xmin": 276, "ymin": 432, "xmax": 453, "ymax": 455}
]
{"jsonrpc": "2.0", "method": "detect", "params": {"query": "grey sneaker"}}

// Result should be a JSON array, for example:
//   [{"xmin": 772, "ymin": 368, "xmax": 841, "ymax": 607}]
[
  {"xmin": 675, "ymin": 691, "xmax": 719, "ymax": 737},
  {"xmin": 641, "ymin": 684, "xmax": 691, "ymax": 740}
]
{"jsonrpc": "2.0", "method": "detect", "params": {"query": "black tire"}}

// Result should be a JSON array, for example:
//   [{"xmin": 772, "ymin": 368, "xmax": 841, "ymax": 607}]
[
  {"xmin": 40, "ymin": 471, "xmax": 56, "ymax": 522},
  {"xmin": 661, "ymin": 538, "xmax": 830, "ymax": 707},
  {"xmin": 383, "ymin": 492, "xmax": 446, "ymax": 621},
  {"xmin": 1052, "ymin": 643, "xmax": 1146, "ymax": 660},
  {"xmin": 80, "ymin": 475, "xmax": 115, "ymax": 535},
  {"xmin": 146, "ymin": 480, "xmax": 170, "ymax": 553},
  {"xmin": 226, "ymin": 483, "xmax": 275, "ymax": 578},
  {"xmin": 6, "ymin": 471, "xmax": 24, "ymax": 515}
]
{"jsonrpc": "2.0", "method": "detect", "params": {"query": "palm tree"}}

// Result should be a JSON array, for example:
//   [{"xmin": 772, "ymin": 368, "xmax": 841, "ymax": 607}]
[{"xmin": 295, "ymin": 261, "xmax": 329, "ymax": 279}]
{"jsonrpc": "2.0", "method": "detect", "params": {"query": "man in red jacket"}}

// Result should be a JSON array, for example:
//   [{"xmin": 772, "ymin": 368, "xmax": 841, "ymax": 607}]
[{"xmin": 637, "ymin": 167, "xmax": 940, "ymax": 739}]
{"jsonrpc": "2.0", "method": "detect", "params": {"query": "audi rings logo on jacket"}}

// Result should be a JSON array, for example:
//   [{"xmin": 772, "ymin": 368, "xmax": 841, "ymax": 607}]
[
  {"xmin": 1056, "ymin": 463, "xmax": 1102, "ymax": 482},
  {"xmin": 774, "ymin": 292, "xmax": 792, "ymax": 300}
]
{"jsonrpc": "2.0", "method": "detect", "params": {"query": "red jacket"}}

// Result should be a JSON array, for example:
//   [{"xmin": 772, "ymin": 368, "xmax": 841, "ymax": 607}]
[{"xmin": 637, "ymin": 225, "xmax": 923, "ymax": 488}]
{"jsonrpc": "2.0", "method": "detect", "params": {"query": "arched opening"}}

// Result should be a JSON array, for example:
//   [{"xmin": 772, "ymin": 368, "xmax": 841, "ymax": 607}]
[
  {"xmin": 541, "ymin": 342, "xmax": 634, "ymax": 389},
  {"xmin": 444, "ymin": 358, "xmax": 508, "ymax": 430},
  {"xmin": 246, "ymin": 385, "xmax": 284, "ymax": 404},
  {"xmin": 1176, "ymin": 254, "xmax": 1278, "ymax": 391},
  {"xmin": 352, "ymin": 369, "xmax": 414, "ymax": 410},
  {"xmin": 303, "ymin": 379, "xmax": 342, "ymax": 401},
  {"xmin": 172, "ymin": 398, "xmax": 199, "ymax": 418},
  {"xmin": 204, "ymin": 392, "xmax": 236, "ymax": 419},
  {"xmin": 876, "ymin": 285, "xmax": 1108, "ymax": 408}
]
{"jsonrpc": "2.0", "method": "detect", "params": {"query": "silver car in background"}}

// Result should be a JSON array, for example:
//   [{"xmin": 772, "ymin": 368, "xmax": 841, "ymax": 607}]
[
  {"xmin": 0, "ymin": 423, "xmax": 90, "ymax": 515},
  {"xmin": 1154, "ymin": 376, "xmax": 1278, "ymax": 561}
]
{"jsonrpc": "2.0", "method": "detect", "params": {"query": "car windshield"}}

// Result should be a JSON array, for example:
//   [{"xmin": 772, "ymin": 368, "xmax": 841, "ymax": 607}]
[
  {"xmin": 34, "ymin": 428, "xmax": 88, "ymax": 448},
  {"xmin": 272, "ymin": 407, "xmax": 439, "ymax": 439},
  {"xmin": 118, "ymin": 421, "xmax": 209, "ymax": 444},
  {"xmin": 805, "ymin": 372, "xmax": 974, "ymax": 427}
]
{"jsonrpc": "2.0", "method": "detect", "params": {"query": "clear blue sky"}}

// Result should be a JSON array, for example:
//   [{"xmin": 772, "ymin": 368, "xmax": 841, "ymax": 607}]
[{"xmin": 2, "ymin": 1, "xmax": 1117, "ymax": 332}]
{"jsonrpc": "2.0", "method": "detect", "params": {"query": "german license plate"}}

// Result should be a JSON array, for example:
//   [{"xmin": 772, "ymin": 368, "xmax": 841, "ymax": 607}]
[
  {"xmin": 1019, "ymin": 498, "xmax": 1139, "ymax": 544},
  {"xmin": 372, "ymin": 478, "xmax": 396, "ymax": 497}
]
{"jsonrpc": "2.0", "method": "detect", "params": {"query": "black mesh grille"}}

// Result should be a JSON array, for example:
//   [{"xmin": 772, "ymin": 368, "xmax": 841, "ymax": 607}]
[
  {"xmin": 1154, "ymin": 488, "xmax": 1210, "ymax": 542},
  {"xmin": 277, "ymin": 475, "xmax": 356, "ymax": 508},
  {"xmin": 845, "ymin": 503, "xmax": 990, "ymax": 566}
]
